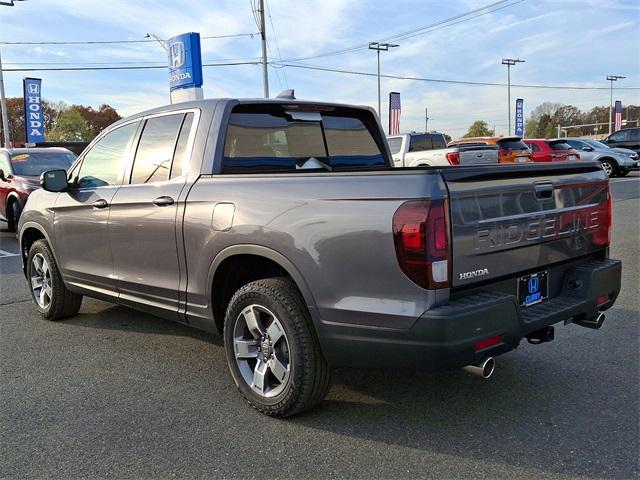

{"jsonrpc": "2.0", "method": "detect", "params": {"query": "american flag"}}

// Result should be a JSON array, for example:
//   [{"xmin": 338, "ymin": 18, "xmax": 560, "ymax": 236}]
[
  {"xmin": 614, "ymin": 100, "xmax": 622, "ymax": 131},
  {"xmin": 389, "ymin": 92, "xmax": 401, "ymax": 135}
]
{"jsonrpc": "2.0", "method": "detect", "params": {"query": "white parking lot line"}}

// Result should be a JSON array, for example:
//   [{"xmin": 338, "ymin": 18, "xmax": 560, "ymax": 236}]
[{"xmin": 0, "ymin": 249, "xmax": 20, "ymax": 258}]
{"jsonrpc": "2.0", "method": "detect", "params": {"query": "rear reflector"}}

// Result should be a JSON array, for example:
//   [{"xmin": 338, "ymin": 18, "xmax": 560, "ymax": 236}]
[
  {"xmin": 597, "ymin": 295, "xmax": 609, "ymax": 306},
  {"xmin": 475, "ymin": 335, "xmax": 502, "ymax": 351},
  {"xmin": 393, "ymin": 199, "xmax": 451, "ymax": 289}
]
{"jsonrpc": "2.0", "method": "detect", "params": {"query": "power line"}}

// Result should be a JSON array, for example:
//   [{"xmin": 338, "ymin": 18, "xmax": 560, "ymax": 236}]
[
  {"xmin": 279, "ymin": 0, "xmax": 521, "ymax": 62},
  {"xmin": 3, "ymin": 61, "xmax": 261, "ymax": 72},
  {"xmin": 273, "ymin": 62, "xmax": 640, "ymax": 90},
  {"xmin": 0, "ymin": 32, "xmax": 258, "ymax": 46}
]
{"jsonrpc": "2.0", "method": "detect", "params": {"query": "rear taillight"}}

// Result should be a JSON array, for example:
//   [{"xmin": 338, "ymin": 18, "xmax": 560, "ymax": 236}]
[
  {"xmin": 445, "ymin": 152, "xmax": 460, "ymax": 165},
  {"xmin": 392, "ymin": 199, "xmax": 451, "ymax": 289}
]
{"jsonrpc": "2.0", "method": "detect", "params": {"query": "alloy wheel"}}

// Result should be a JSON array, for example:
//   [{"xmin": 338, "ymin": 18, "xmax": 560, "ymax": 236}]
[
  {"xmin": 31, "ymin": 253, "xmax": 52, "ymax": 309},
  {"xmin": 233, "ymin": 304, "xmax": 291, "ymax": 398}
]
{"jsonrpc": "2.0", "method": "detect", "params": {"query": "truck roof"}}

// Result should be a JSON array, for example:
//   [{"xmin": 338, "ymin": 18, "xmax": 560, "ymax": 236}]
[{"xmin": 109, "ymin": 97, "xmax": 377, "ymax": 129}]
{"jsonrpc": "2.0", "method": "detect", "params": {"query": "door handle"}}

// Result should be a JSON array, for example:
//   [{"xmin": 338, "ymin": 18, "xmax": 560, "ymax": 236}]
[
  {"xmin": 92, "ymin": 199, "xmax": 109, "ymax": 209},
  {"xmin": 152, "ymin": 196, "xmax": 175, "ymax": 207}
]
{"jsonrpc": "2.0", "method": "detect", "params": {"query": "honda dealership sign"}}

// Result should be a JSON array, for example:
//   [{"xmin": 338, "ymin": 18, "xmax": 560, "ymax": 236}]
[
  {"xmin": 167, "ymin": 32, "xmax": 203, "ymax": 91},
  {"xmin": 23, "ymin": 77, "xmax": 45, "ymax": 143},
  {"xmin": 514, "ymin": 98, "xmax": 524, "ymax": 137}
]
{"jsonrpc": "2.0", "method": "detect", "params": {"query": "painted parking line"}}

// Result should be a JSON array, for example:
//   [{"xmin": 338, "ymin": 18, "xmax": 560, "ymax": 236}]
[{"xmin": 0, "ymin": 249, "xmax": 20, "ymax": 258}]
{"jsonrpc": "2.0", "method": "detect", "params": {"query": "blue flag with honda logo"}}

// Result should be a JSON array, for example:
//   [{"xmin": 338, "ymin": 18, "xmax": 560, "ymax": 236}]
[
  {"xmin": 515, "ymin": 98, "xmax": 524, "ymax": 137},
  {"xmin": 23, "ymin": 77, "xmax": 45, "ymax": 143},
  {"xmin": 167, "ymin": 32, "xmax": 203, "ymax": 91}
]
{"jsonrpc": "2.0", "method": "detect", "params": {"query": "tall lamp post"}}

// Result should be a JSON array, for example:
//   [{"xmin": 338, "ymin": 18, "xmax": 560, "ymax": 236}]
[
  {"xmin": 368, "ymin": 42, "xmax": 399, "ymax": 118},
  {"xmin": 502, "ymin": 58, "xmax": 525, "ymax": 136},
  {"xmin": 606, "ymin": 75, "xmax": 625, "ymax": 135}
]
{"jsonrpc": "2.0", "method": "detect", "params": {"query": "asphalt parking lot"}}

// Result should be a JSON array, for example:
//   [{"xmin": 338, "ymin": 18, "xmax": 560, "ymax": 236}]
[{"xmin": 1, "ymin": 174, "xmax": 638, "ymax": 479}]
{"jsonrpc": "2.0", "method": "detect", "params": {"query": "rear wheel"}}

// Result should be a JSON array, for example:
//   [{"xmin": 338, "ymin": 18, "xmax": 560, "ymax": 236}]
[
  {"xmin": 27, "ymin": 239, "xmax": 82, "ymax": 320},
  {"xmin": 617, "ymin": 170, "xmax": 630, "ymax": 177},
  {"xmin": 223, "ymin": 277, "xmax": 331, "ymax": 417},
  {"xmin": 600, "ymin": 159, "xmax": 617, "ymax": 177}
]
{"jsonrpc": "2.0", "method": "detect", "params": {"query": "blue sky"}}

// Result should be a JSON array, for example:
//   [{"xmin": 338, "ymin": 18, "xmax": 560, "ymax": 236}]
[{"xmin": 1, "ymin": 0, "xmax": 639, "ymax": 138}]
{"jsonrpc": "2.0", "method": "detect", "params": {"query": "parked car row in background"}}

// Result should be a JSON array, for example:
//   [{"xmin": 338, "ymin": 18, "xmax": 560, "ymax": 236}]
[{"xmin": 386, "ymin": 127, "xmax": 640, "ymax": 177}]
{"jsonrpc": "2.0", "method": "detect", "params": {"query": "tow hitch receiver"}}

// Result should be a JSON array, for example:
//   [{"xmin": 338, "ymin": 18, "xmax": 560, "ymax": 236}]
[{"xmin": 527, "ymin": 326, "xmax": 555, "ymax": 345}]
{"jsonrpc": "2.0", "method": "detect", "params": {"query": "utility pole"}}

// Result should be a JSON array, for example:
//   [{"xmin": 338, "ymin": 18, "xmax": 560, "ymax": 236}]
[
  {"xmin": 425, "ymin": 107, "xmax": 429, "ymax": 132},
  {"xmin": 502, "ymin": 58, "xmax": 525, "ymax": 136},
  {"xmin": 0, "ymin": 49, "xmax": 10, "ymax": 148},
  {"xmin": 368, "ymin": 42, "xmax": 399, "ymax": 118},
  {"xmin": 606, "ymin": 75, "xmax": 625, "ymax": 134},
  {"xmin": 258, "ymin": 0, "xmax": 269, "ymax": 98}
]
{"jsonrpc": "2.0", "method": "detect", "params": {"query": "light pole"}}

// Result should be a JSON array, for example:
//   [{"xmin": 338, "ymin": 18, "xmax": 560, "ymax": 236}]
[
  {"xmin": 368, "ymin": 42, "xmax": 399, "ymax": 118},
  {"xmin": 145, "ymin": 32, "xmax": 167, "ymax": 52},
  {"xmin": 502, "ymin": 58, "xmax": 525, "ymax": 136},
  {"xmin": 0, "ymin": 49, "xmax": 10, "ymax": 147},
  {"xmin": 606, "ymin": 75, "xmax": 625, "ymax": 134}
]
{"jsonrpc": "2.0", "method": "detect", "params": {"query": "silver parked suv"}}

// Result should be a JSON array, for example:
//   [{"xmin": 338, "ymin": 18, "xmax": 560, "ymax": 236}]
[{"xmin": 564, "ymin": 138, "xmax": 639, "ymax": 177}]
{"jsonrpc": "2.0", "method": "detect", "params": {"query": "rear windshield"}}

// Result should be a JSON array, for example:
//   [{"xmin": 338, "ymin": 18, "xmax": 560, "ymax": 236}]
[
  {"xmin": 548, "ymin": 141, "xmax": 573, "ymax": 151},
  {"xmin": 497, "ymin": 139, "xmax": 529, "ymax": 151},
  {"xmin": 408, "ymin": 134, "xmax": 447, "ymax": 152},
  {"xmin": 9, "ymin": 151, "xmax": 76, "ymax": 176},
  {"xmin": 222, "ymin": 105, "xmax": 386, "ymax": 173}
]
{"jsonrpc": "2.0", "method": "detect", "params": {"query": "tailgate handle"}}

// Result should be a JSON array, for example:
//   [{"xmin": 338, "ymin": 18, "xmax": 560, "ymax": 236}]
[{"xmin": 533, "ymin": 182, "xmax": 554, "ymax": 200}]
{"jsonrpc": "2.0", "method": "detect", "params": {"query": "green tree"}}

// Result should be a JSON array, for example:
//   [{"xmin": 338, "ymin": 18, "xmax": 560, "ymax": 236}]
[
  {"xmin": 48, "ymin": 108, "xmax": 92, "ymax": 142},
  {"xmin": 463, "ymin": 120, "xmax": 494, "ymax": 138}
]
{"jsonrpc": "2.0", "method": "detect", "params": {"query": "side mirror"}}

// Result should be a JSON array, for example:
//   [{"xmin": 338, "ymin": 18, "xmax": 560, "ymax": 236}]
[
  {"xmin": 582, "ymin": 146, "xmax": 593, "ymax": 152},
  {"xmin": 40, "ymin": 169, "xmax": 69, "ymax": 192}
]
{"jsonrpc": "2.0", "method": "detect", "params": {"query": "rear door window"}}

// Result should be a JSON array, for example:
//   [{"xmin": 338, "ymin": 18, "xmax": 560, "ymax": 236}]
[
  {"xmin": 130, "ymin": 114, "xmax": 185, "ymax": 184},
  {"xmin": 222, "ymin": 105, "xmax": 386, "ymax": 173},
  {"xmin": 387, "ymin": 137, "xmax": 403, "ymax": 154}
]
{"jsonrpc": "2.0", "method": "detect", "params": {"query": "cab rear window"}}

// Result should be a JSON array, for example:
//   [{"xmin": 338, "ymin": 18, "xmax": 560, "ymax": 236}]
[
  {"xmin": 222, "ymin": 105, "xmax": 387, "ymax": 173},
  {"xmin": 548, "ymin": 141, "xmax": 573, "ymax": 151}
]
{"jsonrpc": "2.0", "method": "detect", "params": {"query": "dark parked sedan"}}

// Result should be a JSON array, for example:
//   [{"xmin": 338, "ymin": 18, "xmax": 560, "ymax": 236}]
[{"xmin": 0, "ymin": 148, "xmax": 76, "ymax": 231}]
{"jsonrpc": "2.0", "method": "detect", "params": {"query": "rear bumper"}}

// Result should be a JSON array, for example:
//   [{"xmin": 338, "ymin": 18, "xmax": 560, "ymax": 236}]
[{"xmin": 319, "ymin": 258, "xmax": 621, "ymax": 370}]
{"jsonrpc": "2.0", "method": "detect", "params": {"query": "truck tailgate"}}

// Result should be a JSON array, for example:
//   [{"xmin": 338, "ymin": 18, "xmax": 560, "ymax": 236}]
[
  {"xmin": 442, "ymin": 162, "xmax": 610, "ymax": 287},
  {"xmin": 458, "ymin": 144, "xmax": 499, "ymax": 165}
]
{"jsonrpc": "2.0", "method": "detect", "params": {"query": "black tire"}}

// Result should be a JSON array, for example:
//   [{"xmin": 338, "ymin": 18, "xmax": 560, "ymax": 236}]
[
  {"xmin": 6, "ymin": 200, "xmax": 21, "ymax": 232},
  {"xmin": 223, "ymin": 277, "xmax": 331, "ymax": 417},
  {"xmin": 617, "ymin": 170, "xmax": 630, "ymax": 177},
  {"xmin": 600, "ymin": 158, "xmax": 617, "ymax": 177},
  {"xmin": 26, "ymin": 239, "xmax": 82, "ymax": 321}
]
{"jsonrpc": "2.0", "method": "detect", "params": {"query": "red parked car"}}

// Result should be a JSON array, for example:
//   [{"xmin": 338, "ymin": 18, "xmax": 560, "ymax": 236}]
[
  {"xmin": 523, "ymin": 139, "xmax": 580, "ymax": 163},
  {"xmin": 0, "ymin": 148, "xmax": 76, "ymax": 231}
]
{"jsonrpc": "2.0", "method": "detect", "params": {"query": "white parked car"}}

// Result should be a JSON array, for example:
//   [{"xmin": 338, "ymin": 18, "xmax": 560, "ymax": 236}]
[{"xmin": 387, "ymin": 132, "xmax": 498, "ymax": 167}]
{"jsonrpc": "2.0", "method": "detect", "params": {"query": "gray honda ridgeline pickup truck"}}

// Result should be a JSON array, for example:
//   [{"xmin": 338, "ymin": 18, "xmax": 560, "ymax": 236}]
[{"xmin": 19, "ymin": 96, "xmax": 621, "ymax": 416}]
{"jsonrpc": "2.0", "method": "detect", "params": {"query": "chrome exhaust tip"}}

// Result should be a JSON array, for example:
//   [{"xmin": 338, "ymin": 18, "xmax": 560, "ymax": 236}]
[
  {"xmin": 575, "ymin": 312, "xmax": 605, "ymax": 330},
  {"xmin": 463, "ymin": 357, "xmax": 495, "ymax": 379}
]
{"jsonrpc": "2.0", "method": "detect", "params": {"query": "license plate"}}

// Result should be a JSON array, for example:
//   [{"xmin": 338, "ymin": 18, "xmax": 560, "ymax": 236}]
[
  {"xmin": 516, "ymin": 156, "xmax": 529, "ymax": 163},
  {"xmin": 518, "ymin": 271, "xmax": 548, "ymax": 307},
  {"xmin": 568, "ymin": 155, "xmax": 577, "ymax": 161}
]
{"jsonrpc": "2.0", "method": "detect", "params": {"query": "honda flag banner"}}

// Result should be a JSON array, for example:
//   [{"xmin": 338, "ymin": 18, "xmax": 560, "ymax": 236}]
[
  {"xmin": 614, "ymin": 100, "xmax": 622, "ymax": 132},
  {"xmin": 23, "ymin": 78, "xmax": 45, "ymax": 144},
  {"xmin": 389, "ymin": 92, "xmax": 401, "ymax": 135},
  {"xmin": 515, "ymin": 98, "xmax": 524, "ymax": 137}
]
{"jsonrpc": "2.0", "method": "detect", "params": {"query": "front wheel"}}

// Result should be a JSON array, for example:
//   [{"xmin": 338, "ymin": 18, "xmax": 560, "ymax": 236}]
[
  {"xmin": 27, "ymin": 239, "xmax": 82, "ymax": 320},
  {"xmin": 223, "ymin": 277, "xmax": 331, "ymax": 417},
  {"xmin": 600, "ymin": 159, "xmax": 616, "ymax": 177}
]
